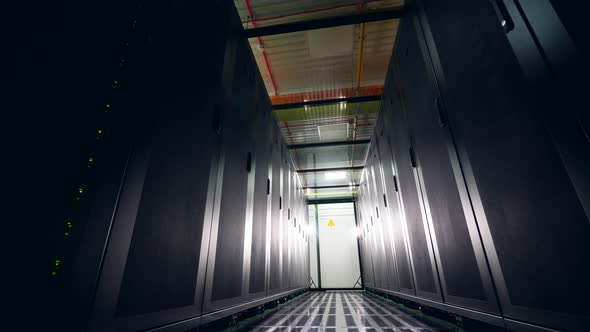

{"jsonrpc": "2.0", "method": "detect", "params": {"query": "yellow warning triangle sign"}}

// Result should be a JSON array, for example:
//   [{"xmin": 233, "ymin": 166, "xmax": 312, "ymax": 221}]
[{"xmin": 328, "ymin": 220, "xmax": 335, "ymax": 227}]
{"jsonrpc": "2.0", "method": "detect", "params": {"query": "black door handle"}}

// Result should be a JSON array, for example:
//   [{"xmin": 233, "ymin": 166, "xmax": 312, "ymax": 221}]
[
  {"xmin": 212, "ymin": 106, "xmax": 222, "ymax": 135},
  {"xmin": 434, "ymin": 97, "xmax": 446, "ymax": 127},
  {"xmin": 491, "ymin": 0, "xmax": 514, "ymax": 33},
  {"xmin": 409, "ymin": 147, "xmax": 417, "ymax": 168},
  {"xmin": 246, "ymin": 152, "xmax": 252, "ymax": 172}
]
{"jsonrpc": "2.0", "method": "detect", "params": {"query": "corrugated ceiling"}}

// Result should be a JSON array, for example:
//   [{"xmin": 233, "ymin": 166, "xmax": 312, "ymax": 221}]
[{"xmin": 232, "ymin": 0, "xmax": 403, "ymax": 201}]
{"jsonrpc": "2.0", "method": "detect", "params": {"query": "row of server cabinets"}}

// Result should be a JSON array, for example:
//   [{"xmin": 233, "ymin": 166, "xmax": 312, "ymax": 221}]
[
  {"xmin": 67, "ymin": 3, "xmax": 310, "ymax": 332},
  {"xmin": 357, "ymin": 2, "xmax": 589, "ymax": 332}
]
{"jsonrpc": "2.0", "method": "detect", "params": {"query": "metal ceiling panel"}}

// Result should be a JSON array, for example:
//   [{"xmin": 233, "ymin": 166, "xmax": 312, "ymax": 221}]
[{"xmin": 231, "ymin": 0, "xmax": 404, "ymax": 200}]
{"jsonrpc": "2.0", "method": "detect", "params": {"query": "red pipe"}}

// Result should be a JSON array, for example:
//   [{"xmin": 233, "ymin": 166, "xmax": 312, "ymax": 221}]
[
  {"xmin": 245, "ymin": 0, "xmax": 279, "ymax": 96},
  {"xmin": 242, "ymin": 0, "xmax": 387, "ymax": 24},
  {"xmin": 283, "ymin": 121, "xmax": 295, "ymax": 144}
]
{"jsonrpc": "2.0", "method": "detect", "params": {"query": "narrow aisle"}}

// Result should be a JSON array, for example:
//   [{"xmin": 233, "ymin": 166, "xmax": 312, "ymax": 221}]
[{"xmin": 250, "ymin": 291, "xmax": 452, "ymax": 331}]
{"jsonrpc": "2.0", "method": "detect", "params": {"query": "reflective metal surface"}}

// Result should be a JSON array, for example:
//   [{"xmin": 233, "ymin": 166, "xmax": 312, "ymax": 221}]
[{"xmin": 250, "ymin": 291, "xmax": 451, "ymax": 331}]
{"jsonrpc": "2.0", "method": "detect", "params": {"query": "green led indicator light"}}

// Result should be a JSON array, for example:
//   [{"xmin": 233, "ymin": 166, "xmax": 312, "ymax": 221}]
[
  {"xmin": 67, "ymin": 222, "xmax": 72, "ymax": 228},
  {"xmin": 89, "ymin": 157, "xmax": 94, "ymax": 162},
  {"xmin": 64, "ymin": 232, "xmax": 69, "ymax": 236},
  {"xmin": 78, "ymin": 188, "xmax": 84, "ymax": 193},
  {"xmin": 98, "ymin": 129, "xmax": 103, "ymax": 134},
  {"xmin": 106, "ymin": 104, "xmax": 110, "ymax": 108},
  {"xmin": 51, "ymin": 271, "xmax": 57, "ymax": 276}
]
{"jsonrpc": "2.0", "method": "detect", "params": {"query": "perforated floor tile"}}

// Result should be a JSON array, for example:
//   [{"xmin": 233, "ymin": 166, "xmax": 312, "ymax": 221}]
[{"xmin": 250, "ymin": 291, "xmax": 450, "ymax": 332}]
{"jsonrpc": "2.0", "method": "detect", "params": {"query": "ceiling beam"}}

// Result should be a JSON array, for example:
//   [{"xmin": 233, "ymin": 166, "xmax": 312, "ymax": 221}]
[
  {"xmin": 288, "ymin": 139, "xmax": 370, "ymax": 149},
  {"xmin": 303, "ymin": 184, "xmax": 360, "ymax": 189},
  {"xmin": 244, "ymin": 8, "xmax": 405, "ymax": 38},
  {"xmin": 307, "ymin": 198, "xmax": 356, "ymax": 204},
  {"xmin": 270, "ymin": 85, "xmax": 383, "ymax": 105},
  {"xmin": 297, "ymin": 166, "xmax": 364, "ymax": 173},
  {"xmin": 272, "ymin": 95, "xmax": 382, "ymax": 110}
]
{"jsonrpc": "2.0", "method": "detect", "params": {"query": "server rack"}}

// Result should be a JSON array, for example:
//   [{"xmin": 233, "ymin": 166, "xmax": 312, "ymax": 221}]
[
  {"xmin": 358, "ymin": 1, "xmax": 590, "ymax": 331},
  {"xmin": 71, "ymin": 2, "xmax": 309, "ymax": 331}
]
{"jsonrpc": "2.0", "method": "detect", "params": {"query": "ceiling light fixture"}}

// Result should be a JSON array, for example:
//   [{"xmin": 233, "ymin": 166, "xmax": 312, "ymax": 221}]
[{"xmin": 325, "ymin": 171, "xmax": 346, "ymax": 180}]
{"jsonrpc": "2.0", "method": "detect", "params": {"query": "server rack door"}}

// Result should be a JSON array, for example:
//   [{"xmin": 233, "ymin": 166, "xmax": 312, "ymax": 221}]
[
  {"xmin": 301, "ymin": 204, "xmax": 306, "ymax": 288},
  {"xmin": 369, "ymin": 143, "xmax": 400, "ymax": 292},
  {"xmin": 291, "ymin": 172, "xmax": 302, "ymax": 289},
  {"xmin": 268, "ymin": 126, "xmax": 283, "ymax": 294},
  {"xmin": 369, "ymin": 156, "xmax": 390, "ymax": 291},
  {"xmin": 247, "ymin": 98, "xmax": 272, "ymax": 299},
  {"xmin": 89, "ymin": 2, "xmax": 234, "ymax": 327},
  {"xmin": 293, "ymin": 209, "xmax": 301, "ymax": 289},
  {"xmin": 365, "ymin": 165, "xmax": 386, "ymax": 290},
  {"xmin": 376, "ymin": 119, "xmax": 415, "ymax": 295},
  {"xmin": 363, "ymin": 174, "xmax": 379, "ymax": 291},
  {"xmin": 90, "ymin": 92, "xmax": 224, "ymax": 331},
  {"xmin": 287, "ymin": 166, "xmax": 295, "ymax": 290},
  {"xmin": 300, "ymin": 182, "xmax": 305, "ymax": 288},
  {"xmin": 397, "ymin": 16, "xmax": 499, "ymax": 313},
  {"xmin": 359, "ymin": 182, "xmax": 376, "ymax": 288},
  {"xmin": 294, "ymin": 168, "xmax": 300, "ymax": 289},
  {"xmin": 416, "ymin": 0, "xmax": 590, "ymax": 329},
  {"xmin": 388, "ymin": 24, "xmax": 441, "ymax": 300},
  {"xmin": 356, "ymin": 197, "xmax": 368, "ymax": 287},
  {"xmin": 291, "ymin": 182, "xmax": 297, "ymax": 290},
  {"xmin": 281, "ymin": 154, "xmax": 291, "ymax": 292},
  {"xmin": 362, "ymin": 151, "xmax": 376, "ymax": 287},
  {"xmin": 301, "ymin": 188, "xmax": 306, "ymax": 288},
  {"xmin": 375, "ymin": 122, "xmax": 414, "ymax": 295},
  {"xmin": 204, "ymin": 44, "xmax": 255, "ymax": 312}
]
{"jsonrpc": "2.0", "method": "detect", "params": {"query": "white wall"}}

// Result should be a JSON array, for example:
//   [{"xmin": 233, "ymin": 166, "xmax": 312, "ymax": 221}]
[{"xmin": 315, "ymin": 203, "xmax": 362, "ymax": 288}]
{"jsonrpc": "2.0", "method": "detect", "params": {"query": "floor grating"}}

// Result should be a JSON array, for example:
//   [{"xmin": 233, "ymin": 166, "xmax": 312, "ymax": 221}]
[{"xmin": 247, "ymin": 291, "xmax": 457, "ymax": 332}]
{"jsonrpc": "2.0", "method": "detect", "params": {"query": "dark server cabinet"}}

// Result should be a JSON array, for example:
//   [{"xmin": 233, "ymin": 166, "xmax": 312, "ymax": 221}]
[
  {"xmin": 366, "ymin": 161, "xmax": 387, "ymax": 290},
  {"xmin": 363, "ymin": 179, "xmax": 378, "ymax": 289},
  {"xmin": 395, "ymin": 17, "xmax": 499, "ymax": 314},
  {"xmin": 375, "ymin": 119, "xmax": 415, "ymax": 295},
  {"xmin": 290, "ymin": 170, "xmax": 300, "ymax": 290},
  {"xmin": 87, "ymin": 2, "xmax": 234, "ymax": 330},
  {"xmin": 415, "ymin": 0, "xmax": 590, "ymax": 329},
  {"xmin": 282, "ymin": 156, "xmax": 293, "ymax": 291},
  {"xmin": 300, "ymin": 198, "xmax": 307, "ymax": 288},
  {"xmin": 369, "ymin": 146, "xmax": 400, "ymax": 292},
  {"xmin": 305, "ymin": 206, "xmax": 311, "ymax": 288},
  {"xmin": 356, "ymin": 191, "xmax": 370, "ymax": 288},
  {"xmin": 246, "ymin": 80, "xmax": 272, "ymax": 299},
  {"xmin": 89, "ymin": 91, "xmax": 224, "ymax": 332},
  {"xmin": 79, "ymin": 2, "xmax": 308, "ymax": 331},
  {"xmin": 203, "ymin": 37, "xmax": 257, "ymax": 312},
  {"xmin": 388, "ymin": 29, "xmax": 442, "ymax": 300},
  {"xmin": 281, "ymin": 151, "xmax": 291, "ymax": 292},
  {"xmin": 268, "ymin": 126, "xmax": 283, "ymax": 294}
]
